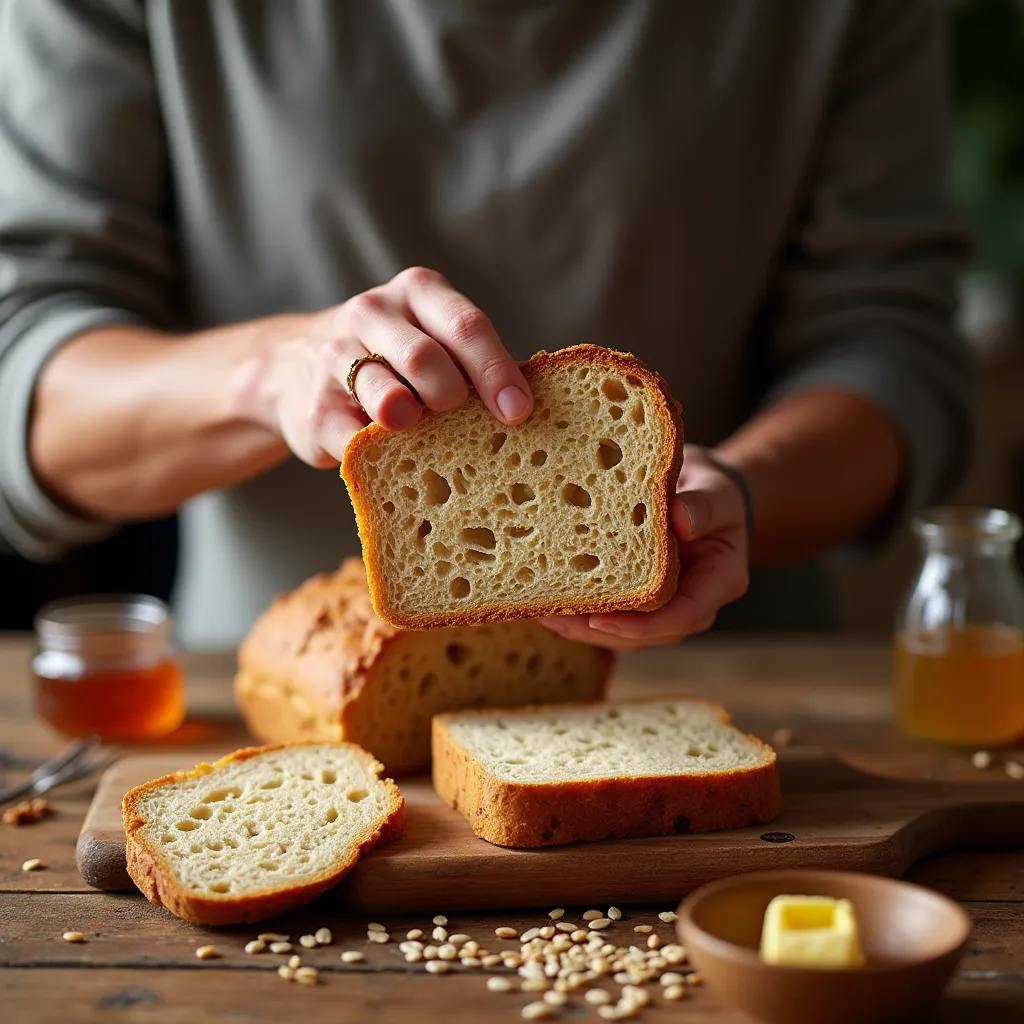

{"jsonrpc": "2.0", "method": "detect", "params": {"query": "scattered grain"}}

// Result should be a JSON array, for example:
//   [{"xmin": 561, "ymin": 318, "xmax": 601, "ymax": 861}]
[
  {"xmin": 314, "ymin": 927, "xmax": 332, "ymax": 946},
  {"xmin": 269, "ymin": 941, "xmax": 293, "ymax": 954},
  {"xmin": 606, "ymin": 907, "xmax": 622, "ymax": 921},
  {"xmin": 521, "ymin": 927, "xmax": 541, "ymax": 942},
  {"xmin": 296, "ymin": 966, "xmax": 319, "ymax": 986},
  {"xmin": 433, "ymin": 915, "xmax": 448, "ymax": 926},
  {"xmin": 972, "ymin": 750, "xmax": 992, "ymax": 769},
  {"xmin": 586, "ymin": 988, "xmax": 613, "ymax": 1005},
  {"xmin": 244, "ymin": 940, "xmax": 266, "ymax": 954},
  {"xmin": 482, "ymin": 954, "xmax": 503, "ymax": 967},
  {"xmin": 195, "ymin": 945, "xmax": 217, "ymax": 960},
  {"xmin": 21, "ymin": 858, "xmax": 43, "ymax": 872},
  {"xmin": 368, "ymin": 932, "xmax": 390, "ymax": 944},
  {"xmin": 288, "ymin": 955, "xmax": 302, "ymax": 970},
  {"xmin": 658, "ymin": 911, "xmax": 678, "ymax": 923},
  {"xmin": 341, "ymin": 950, "xmax": 364, "ymax": 963},
  {"xmin": 521, "ymin": 1002, "xmax": 554, "ymax": 1020},
  {"xmin": 663, "ymin": 984, "xmax": 686, "ymax": 1001},
  {"xmin": 1007, "ymin": 760, "xmax": 1024, "ymax": 780},
  {"xmin": 583, "ymin": 910, "xmax": 603, "ymax": 921},
  {"xmin": 647, "ymin": 935, "xmax": 662, "ymax": 950},
  {"xmin": 496, "ymin": 926, "xmax": 518, "ymax": 938},
  {"xmin": 438, "ymin": 943, "xmax": 458, "ymax": 961},
  {"xmin": 462, "ymin": 956, "xmax": 483, "ymax": 969},
  {"xmin": 62, "ymin": 932, "xmax": 85, "ymax": 943},
  {"xmin": 633, "ymin": 925, "xmax": 652, "ymax": 933},
  {"xmin": 522, "ymin": 979, "xmax": 549, "ymax": 993},
  {"xmin": 259, "ymin": 932, "xmax": 289, "ymax": 942},
  {"xmin": 300, "ymin": 934, "xmax": 318, "ymax": 949},
  {"xmin": 278, "ymin": 965, "xmax": 295, "ymax": 981},
  {"xmin": 407, "ymin": 928, "xmax": 424, "ymax": 940},
  {"xmin": 425, "ymin": 960, "xmax": 451, "ymax": 975},
  {"xmin": 589, "ymin": 918, "xmax": 612, "ymax": 930},
  {"xmin": 367, "ymin": 922, "xmax": 386, "ymax": 932}
]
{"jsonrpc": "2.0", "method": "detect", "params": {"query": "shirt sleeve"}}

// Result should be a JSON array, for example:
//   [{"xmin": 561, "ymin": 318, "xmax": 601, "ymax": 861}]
[
  {"xmin": 761, "ymin": 0, "xmax": 975, "ymax": 545},
  {"xmin": 0, "ymin": 0, "xmax": 176, "ymax": 561}
]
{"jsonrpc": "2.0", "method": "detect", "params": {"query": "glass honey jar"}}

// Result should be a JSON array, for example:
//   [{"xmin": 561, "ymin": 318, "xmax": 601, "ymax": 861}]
[
  {"xmin": 894, "ymin": 507, "xmax": 1024, "ymax": 746},
  {"xmin": 32, "ymin": 595, "xmax": 186, "ymax": 741}
]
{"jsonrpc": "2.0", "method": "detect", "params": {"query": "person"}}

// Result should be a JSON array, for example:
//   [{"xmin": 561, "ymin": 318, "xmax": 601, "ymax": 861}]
[{"xmin": 0, "ymin": 0, "xmax": 973, "ymax": 650}]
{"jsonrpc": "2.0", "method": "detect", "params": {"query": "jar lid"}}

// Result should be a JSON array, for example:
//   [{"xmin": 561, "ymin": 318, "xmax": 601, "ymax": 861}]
[{"xmin": 34, "ymin": 594, "xmax": 171, "ymax": 662}]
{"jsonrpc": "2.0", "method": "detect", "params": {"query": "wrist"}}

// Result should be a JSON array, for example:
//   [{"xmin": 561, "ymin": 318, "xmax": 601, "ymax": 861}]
[{"xmin": 685, "ymin": 445, "xmax": 755, "ymax": 535}]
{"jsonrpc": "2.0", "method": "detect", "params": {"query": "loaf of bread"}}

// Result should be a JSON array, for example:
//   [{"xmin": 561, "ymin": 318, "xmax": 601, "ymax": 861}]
[
  {"xmin": 341, "ymin": 345, "xmax": 684, "ymax": 629},
  {"xmin": 122, "ymin": 742, "xmax": 404, "ymax": 925},
  {"xmin": 234, "ymin": 559, "xmax": 613, "ymax": 775},
  {"xmin": 432, "ymin": 699, "xmax": 781, "ymax": 847}
]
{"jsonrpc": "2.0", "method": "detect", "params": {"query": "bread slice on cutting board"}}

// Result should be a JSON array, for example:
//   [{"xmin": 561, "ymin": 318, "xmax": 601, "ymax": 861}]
[
  {"xmin": 234, "ymin": 558, "xmax": 613, "ymax": 775},
  {"xmin": 122, "ymin": 742, "xmax": 403, "ymax": 925},
  {"xmin": 432, "ymin": 699, "xmax": 780, "ymax": 848},
  {"xmin": 340, "ymin": 345, "xmax": 684, "ymax": 629}
]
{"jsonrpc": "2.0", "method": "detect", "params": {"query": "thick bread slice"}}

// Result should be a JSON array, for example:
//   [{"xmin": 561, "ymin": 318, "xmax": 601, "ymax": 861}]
[
  {"xmin": 234, "ymin": 558, "xmax": 613, "ymax": 775},
  {"xmin": 432, "ymin": 699, "xmax": 780, "ymax": 848},
  {"xmin": 341, "ymin": 345, "xmax": 684, "ymax": 628},
  {"xmin": 123, "ymin": 743, "xmax": 403, "ymax": 925}
]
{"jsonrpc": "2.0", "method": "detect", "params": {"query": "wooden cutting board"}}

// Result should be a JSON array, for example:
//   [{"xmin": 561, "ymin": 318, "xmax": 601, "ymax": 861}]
[{"xmin": 76, "ymin": 746, "xmax": 1024, "ymax": 913}]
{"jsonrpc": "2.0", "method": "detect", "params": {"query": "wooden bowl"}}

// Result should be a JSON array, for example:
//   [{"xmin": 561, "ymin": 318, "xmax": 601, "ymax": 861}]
[{"xmin": 676, "ymin": 869, "xmax": 970, "ymax": 1024}]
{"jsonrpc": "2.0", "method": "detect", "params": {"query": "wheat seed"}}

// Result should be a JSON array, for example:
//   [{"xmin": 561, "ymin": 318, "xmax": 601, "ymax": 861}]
[
  {"xmin": 299, "ymin": 934, "xmax": 318, "ymax": 949},
  {"xmin": 425, "ymin": 960, "xmax": 450, "ymax": 975},
  {"xmin": 259, "ymin": 932, "xmax": 289, "ymax": 942},
  {"xmin": 633, "ymin": 925, "xmax": 652, "ymax": 933},
  {"xmin": 269, "ymin": 941, "xmax": 292, "ymax": 954},
  {"xmin": 367, "ymin": 922, "xmax": 386, "ymax": 932},
  {"xmin": 288, "ymin": 955, "xmax": 302, "ymax": 969},
  {"xmin": 195, "ymin": 945, "xmax": 217, "ymax": 960},
  {"xmin": 433, "ymin": 915, "xmax": 448, "ymax": 926},
  {"xmin": 62, "ymin": 931, "xmax": 85, "ymax": 943},
  {"xmin": 278, "ymin": 965, "xmax": 295, "ymax": 981},
  {"xmin": 245, "ymin": 940, "xmax": 266, "ymax": 954},
  {"xmin": 21, "ymin": 858, "xmax": 43, "ymax": 872},
  {"xmin": 521, "ymin": 1002, "xmax": 554, "ymax": 1020},
  {"xmin": 658, "ymin": 911, "xmax": 678, "ymax": 923},
  {"xmin": 314, "ymin": 927, "xmax": 332, "ymax": 945},
  {"xmin": 341, "ymin": 950, "xmax": 364, "ymax": 963},
  {"xmin": 663, "ymin": 983, "xmax": 686, "ymax": 1001}
]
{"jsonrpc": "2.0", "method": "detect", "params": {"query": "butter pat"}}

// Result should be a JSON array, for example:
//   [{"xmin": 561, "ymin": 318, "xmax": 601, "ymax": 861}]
[{"xmin": 760, "ymin": 895, "xmax": 865, "ymax": 968}]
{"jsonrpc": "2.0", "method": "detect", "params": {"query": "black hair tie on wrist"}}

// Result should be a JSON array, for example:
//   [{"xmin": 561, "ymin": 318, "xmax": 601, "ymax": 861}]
[{"xmin": 696, "ymin": 448, "xmax": 755, "ymax": 535}]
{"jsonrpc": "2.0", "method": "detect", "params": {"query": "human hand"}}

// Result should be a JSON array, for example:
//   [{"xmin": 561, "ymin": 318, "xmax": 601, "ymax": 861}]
[
  {"xmin": 539, "ymin": 446, "xmax": 750, "ymax": 650},
  {"xmin": 241, "ymin": 267, "xmax": 532, "ymax": 467}
]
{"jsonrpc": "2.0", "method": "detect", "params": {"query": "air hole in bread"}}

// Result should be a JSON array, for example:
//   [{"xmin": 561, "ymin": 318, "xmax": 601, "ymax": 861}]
[
  {"xmin": 589, "ymin": 399, "xmax": 601, "ymax": 415},
  {"xmin": 586, "ymin": 472, "xmax": 597, "ymax": 486},
  {"xmin": 464, "ymin": 464, "xmax": 477, "ymax": 477},
  {"xmin": 610, "ymin": 406, "xmax": 623, "ymax": 420},
  {"xmin": 190, "ymin": 805, "xmax": 213, "ymax": 819},
  {"xmin": 505, "ymin": 651, "xmax": 520, "ymax": 667},
  {"xmin": 175, "ymin": 820, "xmax": 200, "ymax": 832},
  {"xmin": 505, "ymin": 758, "xmax": 525, "ymax": 765},
  {"xmin": 562, "ymin": 483, "xmax": 591, "ymax": 508},
  {"xmin": 527, "ymin": 653, "xmax": 542, "ymax": 672},
  {"xmin": 516, "ymin": 566, "xmax": 535, "ymax": 583},
  {"xmin": 453, "ymin": 469, "xmax": 468, "ymax": 495},
  {"xmin": 161, "ymin": 834, "xmax": 175, "ymax": 844},
  {"xmin": 325, "ymin": 807, "xmax": 338, "ymax": 823},
  {"xmin": 363, "ymin": 444, "xmax": 381, "ymax": 463},
  {"xmin": 506, "ymin": 452, "xmax": 521, "ymax": 469},
  {"xmin": 347, "ymin": 789, "xmax": 369, "ymax": 803},
  {"xmin": 422, "ymin": 470, "xmax": 451, "ymax": 505},
  {"xmin": 301, "ymin": 772, "xmax": 313, "ymax": 781},
  {"xmin": 224, "ymin": 836, "xmax": 239, "ymax": 849},
  {"xmin": 538, "ymin": 553, "xmax": 548, "ymax": 570},
  {"xmin": 450, "ymin": 577, "xmax": 471, "ymax": 599},
  {"xmin": 575, "ymin": 524, "xmax": 590, "ymax": 535},
  {"xmin": 636, "ymin": 464, "xmax": 648, "ymax": 482},
  {"xmin": 461, "ymin": 527, "xmax": 496, "ymax": 550},
  {"xmin": 321, "ymin": 769, "xmax": 337, "ymax": 784},
  {"xmin": 204, "ymin": 786, "xmax": 241, "ymax": 802},
  {"xmin": 530, "ymin": 449, "xmax": 548, "ymax": 467},
  {"xmin": 436, "ymin": 560, "xmax": 453, "ymax": 577},
  {"xmin": 382, "ymin": 501, "xmax": 395, "ymax": 514},
  {"xmin": 467, "ymin": 550, "xmax": 495, "ymax": 564},
  {"xmin": 445, "ymin": 644, "xmax": 469, "ymax": 666},
  {"xmin": 602, "ymin": 379, "xmax": 628, "ymax": 402},
  {"xmin": 398, "ymin": 458, "xmax": 416, "ymax": 473},
  {"xmin": 259, "ymin": 778, "xmax": 282, "ymax": 790},
  {"xmin": 615, "ymin": 469, "xmax": 627, "ymax": 484},
  {"xmin": 555, "ymin": 419, "xmax": 569, "ymax": 429},
  {"xmin": 433, "ymin": 541, "xmax": 451, "ymax": 557},
  {"xmin": 490, "ymin": 432, "xmax": 507, "ymax": 453},
  {"xmin": 413, "ymin": 565, "xmax": 424, "ymax": 576},
  {"xmin": 190, "ymin": 843, "xmax": 203, "ymax": 853},
  {"xmin": 511, "ymin": 483, "xmax": 535, "ymax": 505},
  {"xmin": 642, "ymin": 725, "xmax": 658, "ymax": 735},
  {"xmin": 630, "ymin": 403, "xmax": 645, "ymax": 425},
  {"xmin": 419, "ymin": 672, "xmax": 438, "ymax": 696},
  {"xmin": 570, "ymin": 554, "xmax": 600, "ymax": 572},
  {"xmin": 401, "ymin": 486, "xmax": 418, "ymax": 501},
  {"xmin": 505, "ymin": 525, "xmax": 534, "ymax": 539},
  {"xmin": 632, "ymin": 503, "xmax": 647, "ymax": 526},
  {"xmin": 206, "ymin": 840, "xmax": 223, "ymax": 852},
  {"xmin": 598, "ymin": 439, "xmax": 623, "ymax": 470}
]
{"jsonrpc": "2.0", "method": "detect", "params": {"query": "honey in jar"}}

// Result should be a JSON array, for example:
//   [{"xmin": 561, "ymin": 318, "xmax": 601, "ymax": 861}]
[
  {"xmin": 894, "ymin": 508, "xmax": 1024, "ymax": 746},
  {"xmin": 33, "ymin": 595, "xmax": 186, "ymax": 741}
]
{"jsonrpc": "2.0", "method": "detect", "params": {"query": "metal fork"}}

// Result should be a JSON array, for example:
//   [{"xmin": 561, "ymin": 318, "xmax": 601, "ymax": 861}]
[{"xmin": 0, "ymin": 736, "xmax": 107, "ymax": 805}]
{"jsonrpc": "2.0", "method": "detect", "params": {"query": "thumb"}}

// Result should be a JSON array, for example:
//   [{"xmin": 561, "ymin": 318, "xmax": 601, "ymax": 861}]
[{"xmin": 671, "ymin": 490, "xmax": 717, "ymax": 542}]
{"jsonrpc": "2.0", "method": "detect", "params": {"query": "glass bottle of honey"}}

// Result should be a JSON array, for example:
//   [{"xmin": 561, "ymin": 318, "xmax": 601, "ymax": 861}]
[
  {"xmin": 33, "ymin": 595, "xmax": 186, "ymax": 741},
  {"xmin": 894, "ymin": 508, "xmax": 1024, "ymax": 746}
]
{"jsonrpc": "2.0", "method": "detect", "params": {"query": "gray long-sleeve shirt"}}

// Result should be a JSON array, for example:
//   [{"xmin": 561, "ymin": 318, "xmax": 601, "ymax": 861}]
[{"xmin": 0, "ymin": 0, "xmax": 973, "ymax": 647}]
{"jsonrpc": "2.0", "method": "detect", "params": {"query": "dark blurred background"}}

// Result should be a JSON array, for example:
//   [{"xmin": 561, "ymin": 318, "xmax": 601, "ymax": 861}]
[{"xmin": 2, "ymin": 0, "xmax": 1023, "ymax": 635}]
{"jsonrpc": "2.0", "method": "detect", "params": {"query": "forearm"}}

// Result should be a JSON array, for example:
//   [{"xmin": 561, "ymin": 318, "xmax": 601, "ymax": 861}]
[
  {"xmin": 716, "ymin": 389, "xmax": 904, "ymax": 564},
  {"xmin": 29, "ymin": 316, "xmax": 306, "ymax": 519}
]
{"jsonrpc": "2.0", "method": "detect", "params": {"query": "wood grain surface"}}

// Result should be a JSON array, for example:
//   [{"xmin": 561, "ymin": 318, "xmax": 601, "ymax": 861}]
[
  {"xmin": 76, "ymin": 746, "xmax": 1024, "ymax": 912},
  {"xmin": 3, "ymin": 636, "xmax": 1023, "ymax": 1024}
]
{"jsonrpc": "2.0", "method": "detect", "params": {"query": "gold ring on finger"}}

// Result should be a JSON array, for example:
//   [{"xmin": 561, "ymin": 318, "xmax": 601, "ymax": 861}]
[{"xmin": 345, "ymin": 353, "xmax": 392, "ymax": 413}]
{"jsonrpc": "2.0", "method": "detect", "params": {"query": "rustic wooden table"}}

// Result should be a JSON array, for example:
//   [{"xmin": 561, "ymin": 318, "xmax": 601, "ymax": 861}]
[{"xmin": 1, "ymin": 635, "xmax": 1022, "ymax": 1023}]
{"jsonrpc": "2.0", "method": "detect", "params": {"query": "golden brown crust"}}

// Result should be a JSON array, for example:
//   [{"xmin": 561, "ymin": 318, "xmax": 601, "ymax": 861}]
[
  {"xmin": 122, "ymin": 742, "xmax": 405, "ymax": 926},
  {"xmin": 431, "ymin": 699, "xmax": 781, "ymax": 848},
  {"xmin": 341, "ymin": 345, "xmax": 685, "ymax": 629},
  {"xmin": 234, "ymin": 559, "xmax": 617, "ymax": 775}
]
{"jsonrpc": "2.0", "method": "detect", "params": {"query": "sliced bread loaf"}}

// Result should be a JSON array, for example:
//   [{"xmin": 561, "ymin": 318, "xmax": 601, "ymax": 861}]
[
  {"xmin": 341, "ymin": 345, "xmax": 684, "ymax": 628},
  {"xmin": 123, "ymin": 742, "xmax": 403, "ymax": 925},
  {"xmin": 234, "ymin": 558, "xmax": 612, "ymax": 775},
  {"xmin": 432, "ymin": 699, "xmax": 780, "ymax": 847}
]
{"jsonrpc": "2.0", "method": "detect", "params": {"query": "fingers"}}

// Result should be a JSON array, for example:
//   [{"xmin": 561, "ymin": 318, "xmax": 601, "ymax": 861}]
[
  {"xmin": 325, "ymin": 337, "xmax": 422, "ymax": 431},
  {"xmin": 394, "ymin": 267, "xmax": 533, "ymax": 425},
  {"xmin": 345, "ymin": 291, "xmax": 470, "ymax": 412},
  {"xmin": 588, "ymin": 536, "xmax": 747, "ymax": 642}
]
